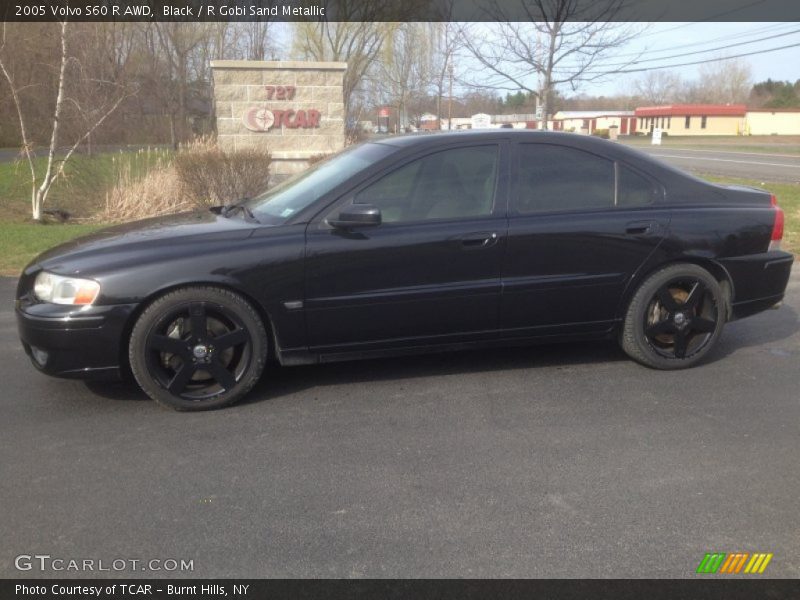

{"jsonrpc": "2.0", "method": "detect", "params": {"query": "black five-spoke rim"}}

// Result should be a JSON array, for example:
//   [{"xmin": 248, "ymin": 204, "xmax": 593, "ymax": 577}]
[
  {"xmin": 144, "ymin": 302, "xmax": 251, "ymax": 400},
  {"xmin": 644, "ymin": 278, "xmax": 718, "ymax": 360}
]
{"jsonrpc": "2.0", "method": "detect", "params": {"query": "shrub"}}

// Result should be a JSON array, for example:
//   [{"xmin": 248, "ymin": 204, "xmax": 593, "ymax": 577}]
[
  {"xmin": 173, "ymin": 138, "xmax": 271, "ymax": 205},
  {"xmin": 307, "ymin": 153, "xmax": 330, "ymax": 166},
  {"xmin": 592, "ymin": 128, "xmax": 610, "ymax": 139},
  {"xmin": 98, "ymin": 138, "xmax": 271, "ymax": 223}
]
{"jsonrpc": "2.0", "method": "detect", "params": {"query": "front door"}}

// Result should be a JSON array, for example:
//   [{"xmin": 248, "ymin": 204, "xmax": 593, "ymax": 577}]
[{"xmin": 304, "ymin": 142, "xmax": 509, "ymax": 350}]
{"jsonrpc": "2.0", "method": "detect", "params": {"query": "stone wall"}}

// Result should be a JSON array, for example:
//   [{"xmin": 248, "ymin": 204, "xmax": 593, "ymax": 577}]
[{"xmin": 210, "ymin": 60, "xmax": 347, "ymax": 177}]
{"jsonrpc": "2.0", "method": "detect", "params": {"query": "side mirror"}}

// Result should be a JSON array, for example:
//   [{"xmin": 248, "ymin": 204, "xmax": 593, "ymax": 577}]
[{"xmin": 330, "ymin": 203, "xmax": 382, "ymax": 229}]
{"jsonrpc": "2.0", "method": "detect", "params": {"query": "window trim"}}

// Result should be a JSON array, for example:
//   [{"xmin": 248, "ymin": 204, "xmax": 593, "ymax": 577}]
[
  {"xmin": 509, "ymin": 142, "xmax": 663, "ymax": 217},
  {"xmin": 315, "ymin": 141, "xmax": 508, "ymax": 229}
]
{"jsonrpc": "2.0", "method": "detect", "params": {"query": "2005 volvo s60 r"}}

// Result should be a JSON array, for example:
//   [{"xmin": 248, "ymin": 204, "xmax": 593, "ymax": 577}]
[{"xmin": 16, "ymin": 131, "xmax": 793, "ymax": 410}]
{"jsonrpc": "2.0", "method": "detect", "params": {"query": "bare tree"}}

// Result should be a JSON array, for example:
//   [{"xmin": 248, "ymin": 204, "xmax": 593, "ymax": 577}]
[
  {"xmin": 460, "ymin": 0, "xmax": 642, "ymax": 128},
  {"xmin": 684, "ymin": 57, "xmax": 753, "ymax": 104},
  {"xmin": 0, "ymin": 21, "xmax": 130, "ymax": 220},
  {"xmin": 293, "ymin": 20, "xmax": 397, "ymax": 115},
  {"xmin": 633, "ymin": 70, "xmax": 682, "ymax": 105},
  {"xmin": 431, "ymin": 21, "xmax": 461, "ymax": 127},
  {"xmin": 377, "ymin": 23, "xmax": 434, "ymax": 131}
]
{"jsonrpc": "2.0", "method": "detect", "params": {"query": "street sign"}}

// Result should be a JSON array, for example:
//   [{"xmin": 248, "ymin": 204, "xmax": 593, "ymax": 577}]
[
  {"xmin": 652, "ymin": 128, "xmax": 663, "ymax": 145},
  {"xmin": 378, "ymin": 107, "xmax": 390, "ymax": 118},
  {"xmin": 471, "ymin": 113, "xmax": 491, "ymax": 129}
]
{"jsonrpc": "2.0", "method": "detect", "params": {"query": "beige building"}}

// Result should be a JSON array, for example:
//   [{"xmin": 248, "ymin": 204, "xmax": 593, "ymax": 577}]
[
  {"xmin": 551, "ymin": 111, "xmax": 637, "ymax": 135},
  {"xmin": 744, "ymin": 109, "xmax": 800, "ymax": 135},
  {"xmin": 635, "ymin": 104, "xmax": 746, "ymax": 136},
  {"xmin": 210, "ymin": 60, "xmax": 346, "ymax": 176}
]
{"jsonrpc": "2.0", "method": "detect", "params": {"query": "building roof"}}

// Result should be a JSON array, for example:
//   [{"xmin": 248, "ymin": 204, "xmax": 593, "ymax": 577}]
[
  {"xmin": 635, "ymin": 104, "xmax": 746, "ymax": 117},
  {"xmin": 554, "ymin": 110, "xmax": 634, "ymax": 119}
]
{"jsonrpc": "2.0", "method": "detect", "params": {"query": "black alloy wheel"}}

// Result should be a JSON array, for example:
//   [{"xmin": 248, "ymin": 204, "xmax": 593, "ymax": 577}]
[
  {"xmin": 621, "ymin": 264, "xmax": 726, "ymax": 369},
  {"xmin": 129, "ymin": 287, "xmax": 268, "ymax": 410}
]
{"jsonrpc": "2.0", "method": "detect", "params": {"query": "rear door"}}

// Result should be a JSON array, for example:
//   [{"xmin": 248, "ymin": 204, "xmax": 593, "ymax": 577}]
[
  {"xmin": 501, "ymin": 141, "xmax": 670, "ymax": 335},
  {"xmin": 304, "ymin": 142, "xmax": 509, "ymax": 350}
]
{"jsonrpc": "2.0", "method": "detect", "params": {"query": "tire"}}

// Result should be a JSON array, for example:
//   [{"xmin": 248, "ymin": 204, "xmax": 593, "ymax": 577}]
[
  {"xmin": 621, "ymin": 264, "xmax": 726, "ymax": 370},
  {"xmin": 129, "ymin": 286, "xmax": 268, "ymax": 411}
]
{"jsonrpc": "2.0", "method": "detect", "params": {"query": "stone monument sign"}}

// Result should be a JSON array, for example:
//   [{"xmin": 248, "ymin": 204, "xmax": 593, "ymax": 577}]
[{"xmin": 210, "ymin": 60, "xmax": 347, "ymax": 177}]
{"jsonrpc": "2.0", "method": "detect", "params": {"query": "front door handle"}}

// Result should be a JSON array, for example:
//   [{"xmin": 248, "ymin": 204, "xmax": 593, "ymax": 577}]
[{"xmin": 460, "ymin": 232, "xmax": 498, "ymax": 249}]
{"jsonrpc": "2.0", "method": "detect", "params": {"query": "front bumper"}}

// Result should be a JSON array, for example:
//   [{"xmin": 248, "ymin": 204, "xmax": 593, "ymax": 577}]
[{"xmin": 16, "ymin": 299, "xmax": 138, "ymax": 380}]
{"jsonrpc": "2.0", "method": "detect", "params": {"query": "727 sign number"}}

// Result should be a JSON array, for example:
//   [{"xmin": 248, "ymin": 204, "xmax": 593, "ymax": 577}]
[{"xmin": 265, "ymin": 85, "xmax": 296, "ymax": 100}]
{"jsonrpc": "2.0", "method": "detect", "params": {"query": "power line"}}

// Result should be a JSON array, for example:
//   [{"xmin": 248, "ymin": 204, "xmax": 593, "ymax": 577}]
[
  {"xmin": 608, "ymin": 21, "xmax": 797, "ymax": 58},
  {"xmin": 598, "ymin": 41, "xmax": 800, "ymax": 75},
  {"xmin": 600, "ymin": 28, "xmax": 800, "ymax": 67}
]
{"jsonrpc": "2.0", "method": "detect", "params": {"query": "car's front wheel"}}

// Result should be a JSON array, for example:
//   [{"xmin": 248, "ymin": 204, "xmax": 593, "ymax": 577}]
[
  {"xmin": 129, "ymin": 287, "xmax": 268, "ymax": 410},
  {"xmin": 621, "ymin": 264, "xmax": 726, "ymax": 370}
]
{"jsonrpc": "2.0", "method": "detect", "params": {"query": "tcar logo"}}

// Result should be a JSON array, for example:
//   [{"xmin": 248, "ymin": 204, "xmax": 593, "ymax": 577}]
[
  {"xmin": 243, "ymin": 106, "xmax": 322, "ymax": 131},
  {"xmin": 696, "ymin": 552, "xmax": 773, "ymax": 574},
  {"xmin": 243, "ymin": 107, "xmax": 276, "ymax": 131}
]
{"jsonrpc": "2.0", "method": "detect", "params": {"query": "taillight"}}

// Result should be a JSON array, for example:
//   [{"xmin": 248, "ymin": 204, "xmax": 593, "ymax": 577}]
[{"xmin": 769, "ymin": 194, "xmax": 784, "ymax": 251}]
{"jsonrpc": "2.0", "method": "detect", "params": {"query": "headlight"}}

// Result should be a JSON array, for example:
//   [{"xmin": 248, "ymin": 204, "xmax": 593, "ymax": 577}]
[{"xmin": 34, "ymin": 271, "xmax": 100, "ymax": 305}]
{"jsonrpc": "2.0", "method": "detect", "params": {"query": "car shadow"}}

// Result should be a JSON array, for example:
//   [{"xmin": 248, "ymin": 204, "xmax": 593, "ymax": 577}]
[
  {"xmin": 239, "ymin": 340, "xmax": 628, "ymax": 407},
  {"xmin": 710, "ymin": 302, "xmax": 799, "ymax": 360}
]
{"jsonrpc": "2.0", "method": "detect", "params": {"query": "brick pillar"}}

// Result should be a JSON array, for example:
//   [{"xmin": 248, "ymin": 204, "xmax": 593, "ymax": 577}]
[{"xmin": 210, "ymin": 60, "xmax": 347, "ymax": 177}]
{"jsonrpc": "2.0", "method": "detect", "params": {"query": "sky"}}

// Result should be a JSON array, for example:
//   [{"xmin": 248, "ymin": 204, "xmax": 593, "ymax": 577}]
[
  {"xmin": 271, "ymin": 21, "xmax": 800, "ymax": 100},
  {"xmin": 570, "ymin": 22, "xmax": 800, "ymax": 97}
]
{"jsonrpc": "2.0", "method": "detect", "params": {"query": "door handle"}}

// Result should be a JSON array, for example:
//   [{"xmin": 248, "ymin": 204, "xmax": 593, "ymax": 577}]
[
  {"xmin": 625, "ymin": 220, "xmax": 659, "ymax": 235},
  {"xmin": 460, "ymin": 232, "xmax": 498, "ymax": 249}
]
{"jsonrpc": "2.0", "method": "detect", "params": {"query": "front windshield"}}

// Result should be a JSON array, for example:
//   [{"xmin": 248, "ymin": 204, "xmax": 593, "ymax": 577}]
[{"xmin": 245, "ymin": 142, "xmax": 396, "ymax": 225}]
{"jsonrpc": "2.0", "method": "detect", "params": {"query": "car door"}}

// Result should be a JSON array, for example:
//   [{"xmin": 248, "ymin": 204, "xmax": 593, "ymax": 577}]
[
  {"xmin": 501, "ymin": 141, "xmax": 670, "ymax": 335},
  {"xmin": 304, "ymin": 142, "xmax": 509, "ymax": 350}
]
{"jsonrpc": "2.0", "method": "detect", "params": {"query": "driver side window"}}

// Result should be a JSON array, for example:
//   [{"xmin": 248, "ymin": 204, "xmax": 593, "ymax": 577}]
[{"xmin": 353, "ymin": 145, "xmax": 499, "ymax": 223}]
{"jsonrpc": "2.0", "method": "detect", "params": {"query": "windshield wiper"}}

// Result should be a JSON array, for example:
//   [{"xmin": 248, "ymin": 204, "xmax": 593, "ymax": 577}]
[{"xmin": 218, "ymin": 200, "xmax": 259, "ymax": 223}]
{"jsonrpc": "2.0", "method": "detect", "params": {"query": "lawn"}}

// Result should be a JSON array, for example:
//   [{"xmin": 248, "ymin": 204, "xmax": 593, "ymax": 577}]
[
  {"xmin": 0, "ymin": 148, "xmax": 171, "ymax": 221},
  {"xmin": 0, "ymin": 223, "xmax": 105, "ymax": 275},
  {"xmin": 0, "ymin": 148, "xmax": 171, "ymax": 275}
]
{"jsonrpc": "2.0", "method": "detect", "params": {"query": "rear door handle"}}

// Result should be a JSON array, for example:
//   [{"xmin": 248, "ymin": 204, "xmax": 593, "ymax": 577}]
[
  {"xmin": 460, "ymin": 232, "xmax": 498, "ymax": 249},
  {"xmin": 625, "ymin": 220, "xmax": 660, "ymax": 235}
]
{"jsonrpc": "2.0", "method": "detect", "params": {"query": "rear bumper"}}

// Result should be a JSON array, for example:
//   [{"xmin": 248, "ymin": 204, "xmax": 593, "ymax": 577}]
[
  {"xmin": 16, "ymin": 300, "xmax": 137, "ymax": 380},
  {"xmin": 720, "ymin": 251, "xmax": 794, "ymax": 321}
]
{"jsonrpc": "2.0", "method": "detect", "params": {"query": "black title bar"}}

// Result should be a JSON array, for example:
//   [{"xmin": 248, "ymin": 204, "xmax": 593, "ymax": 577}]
[{"xmin": 3, "ymin": 0, "xmax": 800, "ymax": 22}]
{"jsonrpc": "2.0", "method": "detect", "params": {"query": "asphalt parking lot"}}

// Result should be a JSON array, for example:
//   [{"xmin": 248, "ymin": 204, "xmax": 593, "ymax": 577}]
[{"xmin": 1, "ymin": 271, "xmax": 798, "ymax": 578}]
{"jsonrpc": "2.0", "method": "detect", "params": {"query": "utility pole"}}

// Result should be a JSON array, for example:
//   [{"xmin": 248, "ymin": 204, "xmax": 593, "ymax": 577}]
[{"xmin": 447, "ymin": 62, "xmax": 453, "ymax": 131}]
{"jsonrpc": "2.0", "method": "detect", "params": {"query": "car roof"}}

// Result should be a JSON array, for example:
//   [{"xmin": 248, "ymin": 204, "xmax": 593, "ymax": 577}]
[
  {"xmin": 368, "ymin": 129, "xmax": 696, "ymax": 185},
  {"xmin": 371, "ymin": 129, "xmax": 651, "ymax": 161}
]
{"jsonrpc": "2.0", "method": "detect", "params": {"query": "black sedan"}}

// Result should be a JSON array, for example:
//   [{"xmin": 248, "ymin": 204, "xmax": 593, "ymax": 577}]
[{"xmin": 16, "ymin": 131, "xmax": 793, "ymax": 410}]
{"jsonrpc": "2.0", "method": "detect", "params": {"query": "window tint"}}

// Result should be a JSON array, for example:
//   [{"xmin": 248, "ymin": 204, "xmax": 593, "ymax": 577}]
[
  {"xmin": 353, "ymin": 145, "xmax": 498, "ymax": 223},
  {"xmin": 617, "ymin": 164, "xmax": 657, "ymax": 207},
  {"xmin": 516, "ymin": 144, "xmax": 614, "ymax": 213}
]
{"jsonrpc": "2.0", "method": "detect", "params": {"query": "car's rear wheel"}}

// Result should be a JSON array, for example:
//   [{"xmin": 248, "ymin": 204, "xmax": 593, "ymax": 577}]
[
  {"xmin": 621, "ymin": 264, "xmax": 725, "ymax": 370},
  {"xmin": 129, "ymin": 287, "xmax": 268, "ymax": 410}
]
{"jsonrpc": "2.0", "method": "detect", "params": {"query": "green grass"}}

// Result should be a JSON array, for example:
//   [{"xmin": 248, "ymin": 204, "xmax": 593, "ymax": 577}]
[
  {"xmin": 0, "ymin": 148, "xmax": 170, "ymax": 275},
  {"xmin": 0, "ymin": 148, "xmax": 172, "ymax": 221},
  {"xmin": 0, "ymin": 223, "xmax": 105, "ymax": 275}
]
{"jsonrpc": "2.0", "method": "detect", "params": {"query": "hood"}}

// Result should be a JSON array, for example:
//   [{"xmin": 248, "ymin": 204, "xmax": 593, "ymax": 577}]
[{"xmin": 30, "ymin": 210, "xmax": 260, "ymax": 276}]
